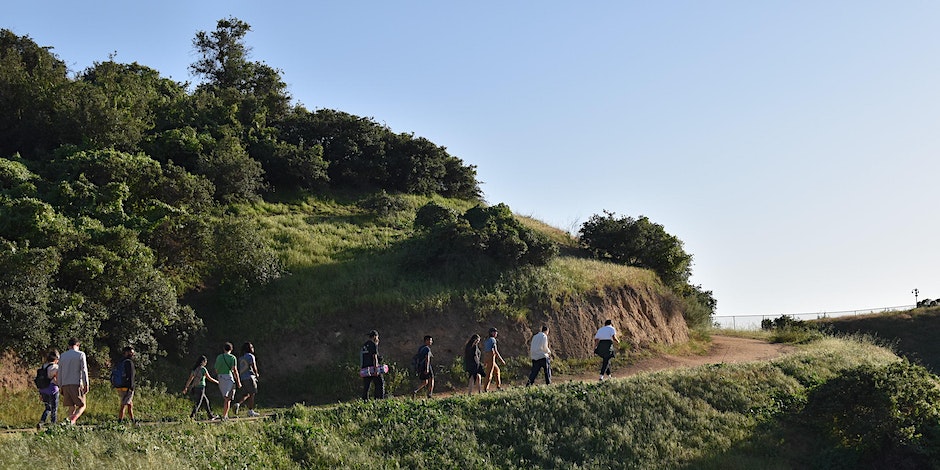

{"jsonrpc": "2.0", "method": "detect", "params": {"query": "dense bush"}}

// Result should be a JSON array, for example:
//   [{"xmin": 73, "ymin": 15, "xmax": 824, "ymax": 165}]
[
  {"xmin": 411, "ymin": 202, "xmax": 557, "ymax": 272},
  {"xmin": 800, "ymin": 361, "xmax": 940, "ymax": 468}
]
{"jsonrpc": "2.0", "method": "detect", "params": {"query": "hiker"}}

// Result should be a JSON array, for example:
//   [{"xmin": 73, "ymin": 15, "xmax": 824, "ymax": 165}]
[
  {"xmin": 234, "ymin": 342, "xmax": 260, "ymax": 417},
  {"xmin": 115, "ymin": 346, "xmax": 136, "ymax": 423},
  {"xmin": 527, "ymin": 325, "xmax": 552, "ymax": 386},
  {"xmin": 360, "ymin": 330, "xmax": 385, "ymax": 400},
  {"xmin": 594, "ymin": 319, "xmax": 621, "ymax": 381},
  {"xmin": 412, "ymin": 336, "xmax": 434, "ymax": 399},
  {"xmin": 215, "ymin": 342, "xmax": 241, "ymax": 419},
  {"xmin": 36, "ymin": 349, "xmax": 60, "ymax": 428},
  {"xmin": 58, "ymin": 337, "xmax": 89, "ymax": 425},
  {"xmin": 464, "ymin": 334, "xmax": 484, "ymax": 395},
  {"xmin": 183, "ymin": 355, "xmax": 219, "ymax": 420},
  {"xmin": 482, "ymin": 327, "xmax": 506, "ymax": 391}
]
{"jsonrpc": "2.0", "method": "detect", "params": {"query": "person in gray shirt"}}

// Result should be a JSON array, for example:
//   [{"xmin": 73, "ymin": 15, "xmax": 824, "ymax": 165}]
[{"xmin": 58, "ymin": 337, "xmax": 89, "ymax": 425}]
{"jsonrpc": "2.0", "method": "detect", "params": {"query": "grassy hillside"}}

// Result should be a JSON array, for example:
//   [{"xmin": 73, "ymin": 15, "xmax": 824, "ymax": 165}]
[
  {"xmin": 201, "ymin": 193, "xmax": 661, "ymax": 335},
  {"xmin": 5, "ymin": 336, "xmax": 938, "ymax": 469},
  {"xmin": 813, "ymin": 306, "xmax": 940, "ymax": 373}
]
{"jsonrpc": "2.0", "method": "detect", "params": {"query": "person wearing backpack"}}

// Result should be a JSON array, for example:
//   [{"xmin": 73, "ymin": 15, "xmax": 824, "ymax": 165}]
[
  {"xmin": 58, "ymin": 337, "xmax": 89, "ymax": 425},
  {"xmin": 114, "ymin": 346, "xmax": 136, "ymax": 423},
  {"xmin": 411, "ymin": 336, "xmax": 434, "ymax": 399},
  {"xmin": 233, "ymin": 342, "xmax": 260, "ymax": 417},
  {"xmin": 182, "ymin": 355, "xmax": 219, "ymax": 420},
  {"xmin": 36, "ymin": 350, "xmax": 59, "ymax": 428},
  {"xmin": 360, "ymin": 330, "xmax": 385, "ymax": 400},
  {"xmin": 594, "ymin": 319, "xmax": 621, "ymax": 381}
]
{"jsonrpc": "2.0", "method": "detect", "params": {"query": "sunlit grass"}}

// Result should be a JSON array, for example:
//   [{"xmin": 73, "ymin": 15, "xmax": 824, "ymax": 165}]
[{"xmin": 0, "ymin": 336, "xmax": 909, "ymax": 469}]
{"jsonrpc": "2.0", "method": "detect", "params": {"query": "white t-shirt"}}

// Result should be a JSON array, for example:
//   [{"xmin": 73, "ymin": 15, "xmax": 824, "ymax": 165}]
[{"xmin": 594, "ymin": 325, "xmax": 617, "ymax": 341}]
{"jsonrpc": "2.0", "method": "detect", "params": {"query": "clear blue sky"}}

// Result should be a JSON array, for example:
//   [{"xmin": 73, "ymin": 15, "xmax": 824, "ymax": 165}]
[{"xmin": 7, "ymin": 2, "xmax": 940, "ymax": 318}]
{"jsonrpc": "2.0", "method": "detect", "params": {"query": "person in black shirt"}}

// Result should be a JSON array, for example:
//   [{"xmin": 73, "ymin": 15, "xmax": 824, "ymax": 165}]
[
  {"xmin": 117, "ymin": 346, "xmax": 136, "ymax": 423},
  {"xmin": 360, "ymin": 330, "xmax": 385, "ymax": 400}
]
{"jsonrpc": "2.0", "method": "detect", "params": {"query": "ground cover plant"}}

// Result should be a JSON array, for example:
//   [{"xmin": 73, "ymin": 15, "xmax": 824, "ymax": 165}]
[{"xmin": 3, "ymin": 336, "xmax": 937, "ymax": 469}]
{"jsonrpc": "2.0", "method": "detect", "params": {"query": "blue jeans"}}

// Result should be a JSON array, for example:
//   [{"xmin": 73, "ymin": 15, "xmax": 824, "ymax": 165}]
[
  {"xmin": 528, "ymin": 357, "xmax": 551, "ymax": 385},
  {"xmin": 40, "ymin": 391, "xmax": 58, "ymax": 423}
]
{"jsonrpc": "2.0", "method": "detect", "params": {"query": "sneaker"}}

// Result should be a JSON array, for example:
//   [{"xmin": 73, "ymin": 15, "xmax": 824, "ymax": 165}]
[
  {"xmin": 209, "ymin": 415, "xmax": 220, "ymax": 421},
  {"xmin": 599, "ymin": 375, "xmax": 605, "ymax": 381},
  {"xmin": 247, "ymin": 410, "xmax": 260, "ymax": 417},
  {"xmin": 232, "ymin": 402, "xmax": 240, "ymax": 416},
  {"xmin": 411, "ymin": 391, "xmax": 417, "ymax": 399},
  {"xmin": 36, "ymin": 423, "xmax": 42, "ymax": 430}
]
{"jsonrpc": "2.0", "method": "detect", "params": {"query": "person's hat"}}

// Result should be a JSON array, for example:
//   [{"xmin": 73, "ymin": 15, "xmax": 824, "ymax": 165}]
[
  {"xmin": 368, "ymin": 330, "xmax": 379, "ymax": 337},
  {"xmin": 489, "ymin": 327, "xmax": 498, "ymax": 333}
]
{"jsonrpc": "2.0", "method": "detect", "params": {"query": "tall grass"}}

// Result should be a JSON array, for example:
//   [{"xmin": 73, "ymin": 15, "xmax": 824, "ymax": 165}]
[
  {"xmin": 205, "ymin": 195, "xmax": 663, "ymax": 337},
  {"xmin": 4, "ymin": 336, "xmax": 928, "ymax": 469}
]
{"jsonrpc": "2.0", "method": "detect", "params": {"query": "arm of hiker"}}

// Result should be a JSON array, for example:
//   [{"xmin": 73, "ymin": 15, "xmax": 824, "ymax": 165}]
[
  {"xmin": 233, "ymin": 364, "xmax": 242, "ymax": 388},
  {"xmin": 612, "ymin": 333, "xmax": 620, "ymax": 346},
  {"xmin": 252, "ymin": 358, "xmax": 260, "ymax": 378},
  {"xmin": 126, "ymin": 359, "xmax": 135, "ymax": 390},
  {"xmin": 496, "ymin": 346, "xmax": 506, "ymax": 365},
  {"xmin": 205, "ymin": 370, "xmax": 219, "ymax": 385},
  {"xmin": 183, "ymin": 372, "xmax": 195, "ymax": 393}
]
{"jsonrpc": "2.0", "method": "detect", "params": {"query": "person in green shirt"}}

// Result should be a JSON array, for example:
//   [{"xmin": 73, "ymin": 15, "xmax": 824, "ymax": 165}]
[
  {"xmin": 214, "ymin": 342, "xmax": 241, "ymax": 419},
  {"xmin": 182, "ymin": 355, "xmax": 219, "ymax": 420}
]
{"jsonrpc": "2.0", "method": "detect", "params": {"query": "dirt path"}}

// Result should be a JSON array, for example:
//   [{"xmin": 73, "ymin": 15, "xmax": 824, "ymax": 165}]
[
  {"xmin": 442, "ymin": 334, "xmax": 796, "ymax": 396},
  {"xmin": 613, "ymin": 334, "xmax": 795, "ymax": 377},
  {"xmin": 4, "ymin": 335, "xmax": 793, "ymax": 433}
]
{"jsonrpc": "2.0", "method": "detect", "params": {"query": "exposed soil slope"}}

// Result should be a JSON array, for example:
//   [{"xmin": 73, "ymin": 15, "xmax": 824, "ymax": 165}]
[{"xmin": 264, "ymin": 284, "xmax": 692, "ymax": 379}]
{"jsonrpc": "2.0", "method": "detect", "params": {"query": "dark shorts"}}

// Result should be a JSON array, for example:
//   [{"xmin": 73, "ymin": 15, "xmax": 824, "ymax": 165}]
[
  {"xmin": 239, "ymin": 376, "xmax": 258, "ymax": 395},
  {"xmin": 466, "ymin": 364, "xmax": 484, "ymax": 378},
  {"xmin": 419, "ymin": 369, "xmax": 434, "ymax": 380}
]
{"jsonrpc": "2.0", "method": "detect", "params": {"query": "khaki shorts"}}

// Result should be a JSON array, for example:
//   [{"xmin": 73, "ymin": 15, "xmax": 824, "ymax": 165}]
[
  {"xmin": 117, "ymin": 388, "xmax": 134, "ymax": 405},
  {"xmin": 61, "ymin": 384, "xmax": 86, "ymax": 408}
]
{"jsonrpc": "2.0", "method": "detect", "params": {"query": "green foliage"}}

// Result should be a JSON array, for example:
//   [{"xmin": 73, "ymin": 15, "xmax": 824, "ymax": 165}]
[
  {"xmin": 760, "ymin": 315, "xmax": 824, "ymax": 344},
  {"xmin": 579, "ymin": 210, "xmax": 716, "ymax": 325},
  {"xmin": 5, "ymin": 336, "xmax": 933, "ymax": 469},
  {"xmin": 579, "ymin": 210, "xmax": 692, "ymax": 287},
  {"xmin": 411, "ymin": 202, "xmax": 558, "ymax": 272},
  {"xmin": 799, "ymin": 361, "xmax": 940, "ymax": 467}
]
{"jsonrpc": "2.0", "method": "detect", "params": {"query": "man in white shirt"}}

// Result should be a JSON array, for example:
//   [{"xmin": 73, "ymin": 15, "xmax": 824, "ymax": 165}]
[
  {"xmin": 594, "ymin": 320, "xmax": 620, "ymax": 381},
  {"xmin": 526, "ymin": 325, "xmax": 552, "ymax": 386},
  {"xmin": 58, "ymin": 337, "xmax": 90, "ymax": 425}
]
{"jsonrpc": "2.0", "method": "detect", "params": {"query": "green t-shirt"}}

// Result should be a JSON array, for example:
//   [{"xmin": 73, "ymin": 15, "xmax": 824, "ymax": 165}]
[
  {"xmin": 215, "ymin": 353, "xmax": 236, "ymax": 375},
  {"xmin": 195, "ymin": 366, "xmax": 208, "ymax": 387}
]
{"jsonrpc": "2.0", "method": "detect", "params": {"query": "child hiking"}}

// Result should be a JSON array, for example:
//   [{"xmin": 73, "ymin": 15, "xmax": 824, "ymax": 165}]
[
  {"xmin": 183, "ymin": 355, "xmax": 219, "ymax": 420},
  {"xmin": 412, "ymin": 335, "xmax": 434, "ymax": 399},
  {"xmin": 36, "ymin": 350, "xmax": 59, "ymax": 428}
]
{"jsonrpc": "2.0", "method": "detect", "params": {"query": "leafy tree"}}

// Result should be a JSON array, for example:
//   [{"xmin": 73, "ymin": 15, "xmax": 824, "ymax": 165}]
[
  {"xmin": 579, "ymin": 211, "xmax": 692, "ymax": 287},
  {"xmin": 412, "ymin": 202, "xmax": 556, "ymax": 270},
  {"xmin": 0, "ymin": 30, "xmax": 71, "ymax": 159},
  {"xmin": 67, "ymin": 61, "xmax": 187, "ymax": 152}
]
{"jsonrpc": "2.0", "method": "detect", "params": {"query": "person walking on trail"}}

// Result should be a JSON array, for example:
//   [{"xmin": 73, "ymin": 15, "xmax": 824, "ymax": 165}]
[
  {"xmin": 464, "ymin": 334, "xmax": 484, "ymax": 395},
  {"xmin": 58, "ymin": 337, "xmax": 89, "ymax": 425},
  {"xmin": 36, "ymin": 350, "xmax": 60, "ymax": 428},
  {"xmin": 215, "ymin": 342, "xmax": 241, "ymax": 419},
  {"xmin": 361, "ymin": 330, "xmax": 385, "ymax": 400},
  {"xmin": 482, "ymin": 327, "xmax": 506, "ymax": 391},
  {"xmin": 116, "ymin": 346, "xmax": 136, "ymax": 423},
  {"xmin": 412, "ymin": 336, "xmax": 434, "ymax": 399},
  {"xmin": 527, "ymin": 325, "xmax": 552, "ymax": 386},
  {"xmin": 594, "ymin": 319, "xmax": 621, "ymax": 381},
  {"xmin": 183, "ymin": 355, "xmax": 219, "ymax": 420},
  {"xmin": 234, "ymin": 342, "xmax": 260, "ymax": 417}
]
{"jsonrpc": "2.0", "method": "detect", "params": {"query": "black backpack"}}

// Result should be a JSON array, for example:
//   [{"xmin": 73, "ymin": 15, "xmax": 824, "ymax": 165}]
[{"xmin": 34, "ymin": 364, "xmax": 52, "ymax": 389}]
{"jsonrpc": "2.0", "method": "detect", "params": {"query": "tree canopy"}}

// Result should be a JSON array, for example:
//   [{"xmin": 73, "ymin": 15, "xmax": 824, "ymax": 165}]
[{"xmin": 0, "ymin": 18, "xmax": 482, "ymax": 365}]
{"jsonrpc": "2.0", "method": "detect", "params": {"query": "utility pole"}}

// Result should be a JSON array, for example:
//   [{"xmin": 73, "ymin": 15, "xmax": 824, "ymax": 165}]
[{"xmin": 912, "ymin": 288, "xmax": 919, "ymax": 306}]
